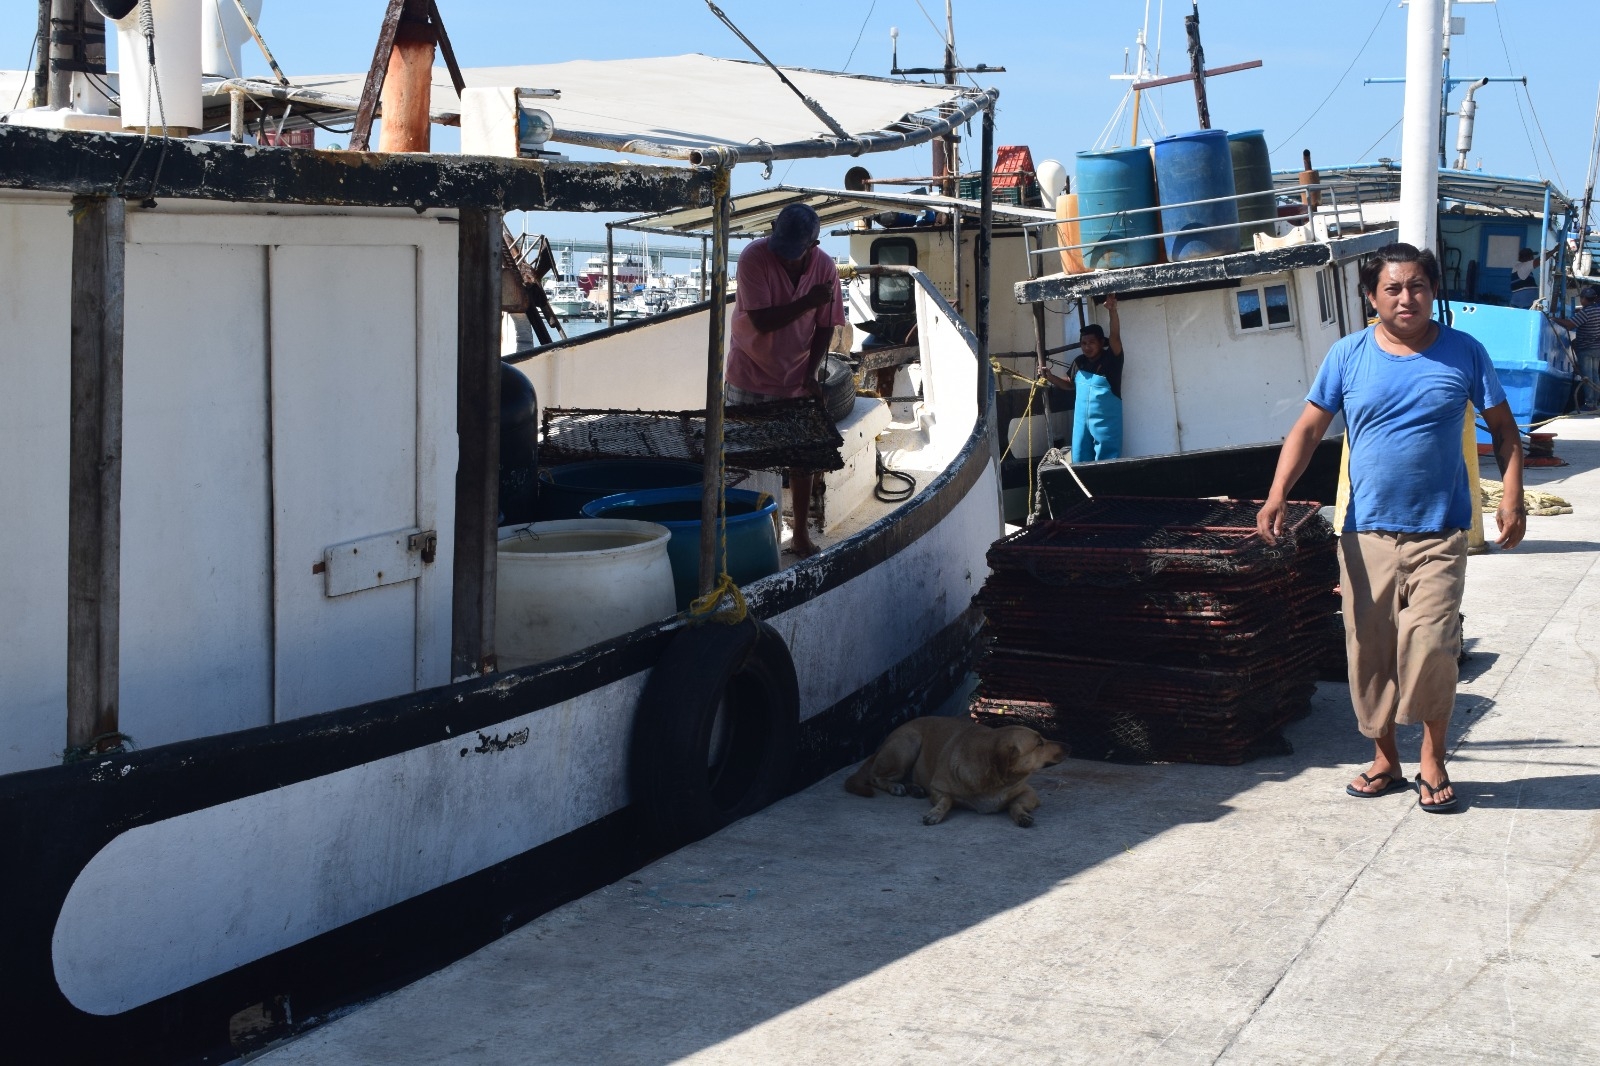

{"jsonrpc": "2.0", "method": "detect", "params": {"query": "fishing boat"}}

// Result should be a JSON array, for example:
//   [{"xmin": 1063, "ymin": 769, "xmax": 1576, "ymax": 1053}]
[
  {"xmin": 0, "ymin": 5, "xmax": 1002, "ymax": 1060},
  {"xmin": 542, "ymin": 278, "xmax": 594, "ymax": 318}
]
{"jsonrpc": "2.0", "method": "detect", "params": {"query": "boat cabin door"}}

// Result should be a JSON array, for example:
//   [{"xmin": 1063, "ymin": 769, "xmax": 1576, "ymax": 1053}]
[{"xmin": 1475, "ymin": 223, "xmax": 1528, "ymax": 304}]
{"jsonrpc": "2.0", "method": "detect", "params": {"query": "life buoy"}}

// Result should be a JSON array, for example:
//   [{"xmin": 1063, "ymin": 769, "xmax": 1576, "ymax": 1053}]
[{"xmin": 631, "ymin": 618, "xmax": 799, "ymax": 847}]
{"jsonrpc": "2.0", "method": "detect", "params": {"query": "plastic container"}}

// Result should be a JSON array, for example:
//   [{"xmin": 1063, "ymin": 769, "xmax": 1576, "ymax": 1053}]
[
  {"xmin": 1227, "ymin": 131, "xmax": 1275, "ymax": 252},
  {"xmin": 582, "ymin": 486, "xmax": 781, "ymax": 609},
  {"xmin": 1074, "ymin": 146, "xmax": 1161, "ymax": 269},
  {"xmin": 1055, "ymin": 192, "xmax": 1086, "ymax": 274},
  {"xmin": 1152, "ymin": 129, "xmax": 1240, "ymax": 261},
  {"xmin": 536, "ymin": 459, "xmax": 704, "ymax": 520},
  {"xmin": 495, "ymin": 519, "xmax": 677, "ymax": 668}
]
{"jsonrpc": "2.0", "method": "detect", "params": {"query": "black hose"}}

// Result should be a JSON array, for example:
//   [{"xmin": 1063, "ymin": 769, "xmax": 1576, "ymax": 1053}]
[{"xmin": 874, "ymin": 453, "xmax": 916, "ymax": 503}]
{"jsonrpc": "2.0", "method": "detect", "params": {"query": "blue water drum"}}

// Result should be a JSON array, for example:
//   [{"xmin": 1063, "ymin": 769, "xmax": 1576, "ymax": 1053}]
[
  {"xmin": 1227, "ymin": 130, "xmax": 1275, "ymax": 252},
  {"xmin": 1074, "ymin": 146, "xmax": 1161, "ymax": 269},
  {"xmin": 1153, "ymin": 129, "xmax": 1240, "ymax": 261},
  {"xmin": 581, "ymin": 486, "xmax": 780, "ymax": 609}
]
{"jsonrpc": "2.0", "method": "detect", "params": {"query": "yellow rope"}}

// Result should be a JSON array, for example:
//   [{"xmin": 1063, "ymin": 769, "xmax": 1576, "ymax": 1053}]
[
  {"xmin": 1480, "ymin": 479, "xmax": 1573, "ymax": 516},
  {"xmin": 995, "ymin": 358, "xmax": 1053, "ymax": 519},
  {"xmin": 685, "ymin": 413, "xmax": 750, "ymax": 626}
]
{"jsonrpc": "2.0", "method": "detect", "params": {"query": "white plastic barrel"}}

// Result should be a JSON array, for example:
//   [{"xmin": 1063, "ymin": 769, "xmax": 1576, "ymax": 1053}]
[
  {"xmin": 495, "ymin": 519, "xmax": 676, "ymax": 668},
  {"xmin": 114, "ymin": 0, "xmax": 203, "ymax": 134}
]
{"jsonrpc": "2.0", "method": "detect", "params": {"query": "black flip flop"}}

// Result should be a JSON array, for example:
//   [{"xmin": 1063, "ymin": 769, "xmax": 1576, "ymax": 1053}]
[
  {"xmin": 1415, "ymin": 773, "xmax": 1460, "ymax": 813},
  {"xmin": 1346, "ymin": 770, "xmax": 1407, "ymax": 798}
]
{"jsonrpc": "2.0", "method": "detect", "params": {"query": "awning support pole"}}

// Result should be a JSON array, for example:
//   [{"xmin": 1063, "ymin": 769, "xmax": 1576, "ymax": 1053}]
[
  {"xmin": 700, "ymin": 236, "xmax": 709, "ymax": 300},
  {"xmin": 952, "ymin": 206, "xmax": 962, "ymax": 315},
  {"xmin": 605, "ymin": 223, "xmax": 615, "ymax": 328},
  {"xmin": 698, "ymin": 168, "xmax": 732, "ymax": 598}
]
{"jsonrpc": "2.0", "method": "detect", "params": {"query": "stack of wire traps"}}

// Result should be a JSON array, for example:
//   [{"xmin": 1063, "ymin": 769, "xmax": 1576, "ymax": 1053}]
[
  {"xmin": 973, "ymin": 497, "xmax": 1341, "ymax": 765},
  {"xmin": 539, "ymin": 399, "xmax": 845, "ymax": 473}
]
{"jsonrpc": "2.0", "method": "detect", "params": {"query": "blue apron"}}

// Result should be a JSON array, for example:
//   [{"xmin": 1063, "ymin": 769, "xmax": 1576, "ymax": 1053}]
[{"xmin": 1072, "ymin": 364, "xmax": 1123, "ymax": 462}]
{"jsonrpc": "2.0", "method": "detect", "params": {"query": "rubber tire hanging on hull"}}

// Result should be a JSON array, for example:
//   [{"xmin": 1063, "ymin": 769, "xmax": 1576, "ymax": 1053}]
[{"xmin": 631, "ymin": 618, "xmax": 800, "ymax": 848}]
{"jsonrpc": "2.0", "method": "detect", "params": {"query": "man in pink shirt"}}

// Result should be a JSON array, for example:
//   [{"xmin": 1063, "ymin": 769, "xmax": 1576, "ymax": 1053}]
[{"xmin": 726, "ymin": 203, "xmax": 847, "ymax": 557}]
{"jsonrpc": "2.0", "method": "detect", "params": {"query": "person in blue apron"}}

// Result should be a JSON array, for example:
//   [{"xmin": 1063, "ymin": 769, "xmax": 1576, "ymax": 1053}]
[{"xmin": 1048, "ymin": 293, "xmax": 1124, "ymax": 462}]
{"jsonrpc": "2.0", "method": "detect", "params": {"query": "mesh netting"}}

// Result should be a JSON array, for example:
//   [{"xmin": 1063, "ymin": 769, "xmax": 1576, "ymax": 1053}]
[
  {"xmin": 539, "ymin": 399, "xmax": 845, "ymax": 473},
  {"xmin": 973, "ymin": 496, "xmax": 1340, "ymax": 764}
]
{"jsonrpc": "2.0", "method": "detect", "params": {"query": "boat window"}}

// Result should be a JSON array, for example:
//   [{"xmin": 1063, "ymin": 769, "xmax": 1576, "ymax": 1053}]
[
  {"xmin": 1235, "ymin": 283, "xmax": 1295, "ymax": 333},
  {"xmin": 1316, "ymin": 269, "xmax": 1337, "ymax": 326},
  {"xmin": 1265, "ymin": 284, "xmax": 1292, "ymax": 326},
  {"xmin": 870, "ymin": 237, "xmax": 918, "ymax": 314},
  {"xmin": 1236, "ymin": 289, "xmax": 1263, "ymax": 330}
]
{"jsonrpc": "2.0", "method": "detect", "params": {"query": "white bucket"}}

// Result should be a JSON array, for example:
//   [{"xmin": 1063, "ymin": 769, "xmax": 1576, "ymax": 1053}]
[
  {"xmin": 495, "ymin": 519, "xmax": 676, "ymax": 668},
  {"xmin": 114, "ymin": 0, "xmax": 203, "ymax": 134}
]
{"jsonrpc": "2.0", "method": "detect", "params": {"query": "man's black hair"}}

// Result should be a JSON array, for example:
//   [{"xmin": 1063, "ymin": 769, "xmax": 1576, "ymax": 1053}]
[
  {"xmin": 1080, "ymin": 323, "xmax": 1106, "ymax": 340},
  {"xmin": 1358, "ymin": 242, "xmax": 1442, "ymax": 295}
]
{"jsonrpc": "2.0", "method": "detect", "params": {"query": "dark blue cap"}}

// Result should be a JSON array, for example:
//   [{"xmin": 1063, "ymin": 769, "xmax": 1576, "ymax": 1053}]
[{"xmin": 769, "ymin": 203, "xmax": 821, "ymax": 260}]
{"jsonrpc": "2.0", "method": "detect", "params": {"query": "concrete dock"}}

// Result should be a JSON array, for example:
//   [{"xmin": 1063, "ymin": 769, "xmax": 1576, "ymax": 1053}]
[{"xmin": 258, "ymin": 419, "xmax": 1600, "ymax": 1066}]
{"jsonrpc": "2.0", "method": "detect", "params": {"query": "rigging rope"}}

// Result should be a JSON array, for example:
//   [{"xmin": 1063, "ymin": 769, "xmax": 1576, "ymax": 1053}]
[{"xmin": 1272, "ymin": 0, "xmax": 1391, "ymax": 155}]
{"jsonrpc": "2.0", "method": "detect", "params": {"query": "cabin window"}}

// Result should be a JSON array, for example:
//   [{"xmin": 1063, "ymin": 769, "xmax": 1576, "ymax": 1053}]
[
  {"xmin": 1316, "ymin": 268, "xmax": 1337, "ymax": 326},
  {"xmin": 1235, "ymin": 282, "xmax": 1294, "ymax": 333},
  {"xmin": 870, "ymin": 237, "xmax": 918, "ymax": 314}
]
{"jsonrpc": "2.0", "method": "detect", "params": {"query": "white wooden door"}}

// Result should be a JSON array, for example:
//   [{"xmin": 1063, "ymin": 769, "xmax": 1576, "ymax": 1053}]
[
  {"xmin": 269, "ymin": 244, "xmax": 425, "ymax": 720},
  {"xmin": 120, "ymin": 242, "xmax": 274, "ymax": 744}
]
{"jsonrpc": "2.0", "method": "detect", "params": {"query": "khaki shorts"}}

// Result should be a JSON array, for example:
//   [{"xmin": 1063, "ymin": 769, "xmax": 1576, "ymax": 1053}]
[{"xmin": 1336, "ymin": 530, "xmax": 1468, "ymax": 738}]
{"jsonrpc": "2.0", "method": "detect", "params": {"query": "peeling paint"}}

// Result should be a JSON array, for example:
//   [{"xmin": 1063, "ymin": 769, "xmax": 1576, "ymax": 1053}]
[{"xmin": 461, "ymin": 727, "xmax": 530, "ymax": 756}]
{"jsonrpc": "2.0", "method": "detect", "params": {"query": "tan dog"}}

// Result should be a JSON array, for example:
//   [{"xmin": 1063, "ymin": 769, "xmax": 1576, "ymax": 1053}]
[{"xmin": 844, "ymin": 717, "xmax": 1066, "ymax": 827}]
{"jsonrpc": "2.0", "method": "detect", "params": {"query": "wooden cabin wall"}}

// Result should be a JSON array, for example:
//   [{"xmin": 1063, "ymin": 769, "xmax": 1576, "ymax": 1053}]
[
  {"xmin": 0, "ymin": 198, "xmax": 73, "ymax": 774},
  {"xmin": 0, "ymin": 197, "xmax": 460, "ymax": 774}
]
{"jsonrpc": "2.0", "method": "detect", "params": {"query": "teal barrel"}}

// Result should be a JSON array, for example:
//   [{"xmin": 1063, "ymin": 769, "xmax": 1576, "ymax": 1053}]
[
  {"xmin": 1152, "ymin": 129, "xmax": 1240, "ymax": 261},
  {"xmin": 1227, "ymin": 130, "xmax": 1275, "ymax": 252},
  {"xmin": 581, "ymin": 486, "xmax": 780, "ymax": 609},
  {"xmin": 1074, "ymin": 146, "xmax": 1161, "ymax": 269}
]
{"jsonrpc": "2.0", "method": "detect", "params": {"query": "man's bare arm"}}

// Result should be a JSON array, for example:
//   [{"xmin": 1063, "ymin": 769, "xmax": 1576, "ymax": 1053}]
[
  {"xmin": 748, "ymin": 283, "xmax": 834, "ymax": 333},
  {"xmin": 1104, "ymin": 292, "xmax": 1122, "ymax": 355},
  {"xmin": 1482, "ymin": 400, "xmax": 1526, "ymax": 549},
  {"xmin": 1256, "ymin": 402, "xmax": 1336, "ymax": 543}
]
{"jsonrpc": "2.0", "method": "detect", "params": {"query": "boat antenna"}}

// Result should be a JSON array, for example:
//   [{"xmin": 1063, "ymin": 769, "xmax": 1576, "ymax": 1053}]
[{"xmin": 701, "ymin": 1, "xmax": 852, "ymax": 141}]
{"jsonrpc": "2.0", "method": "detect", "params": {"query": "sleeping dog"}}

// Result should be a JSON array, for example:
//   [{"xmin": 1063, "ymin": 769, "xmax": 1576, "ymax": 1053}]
[{"xmin": 844, "ymin": 717, "xmax": 1066, "ymax": 827}]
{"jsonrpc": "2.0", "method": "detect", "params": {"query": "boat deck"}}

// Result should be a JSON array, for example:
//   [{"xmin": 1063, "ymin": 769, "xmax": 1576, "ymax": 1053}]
[{"xmin": 258, "ymin": 417, "xmax": 1600, "ymax": 1066}]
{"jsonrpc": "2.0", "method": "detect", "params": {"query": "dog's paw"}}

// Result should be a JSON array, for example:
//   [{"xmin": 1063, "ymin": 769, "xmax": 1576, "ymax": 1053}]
[
  {"xmin": 885, "ymin": 783, "xmax": 907, "ymax": 797},
  {"xmin": 921, "ymin": 809, "xmax": 947, "ymax": 826},
  {"xmin": 1011, "ymin": 810, "xmax": 1035, "ymax": 828},
  {"xmin": 906, "ymin": 784, "xmax": 928, "ymax": 799}
]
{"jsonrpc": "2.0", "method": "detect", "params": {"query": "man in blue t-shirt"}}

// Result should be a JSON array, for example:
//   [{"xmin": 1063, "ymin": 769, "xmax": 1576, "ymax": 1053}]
[{"xmin": 1257, "ymin": 243, "xmax": 1526, "ymax": 813}]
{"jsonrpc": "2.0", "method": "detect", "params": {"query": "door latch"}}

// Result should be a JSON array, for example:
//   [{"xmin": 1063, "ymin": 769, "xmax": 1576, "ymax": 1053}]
[{"xmin": 409, "ymin": 530, "xmax": 438, "ymax": 565}]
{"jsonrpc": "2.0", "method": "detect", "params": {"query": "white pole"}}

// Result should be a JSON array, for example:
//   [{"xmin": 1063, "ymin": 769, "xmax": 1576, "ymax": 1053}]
[{"xmin": 1399, "ymin": 0, "xmax": 1444, "ymax": 250}]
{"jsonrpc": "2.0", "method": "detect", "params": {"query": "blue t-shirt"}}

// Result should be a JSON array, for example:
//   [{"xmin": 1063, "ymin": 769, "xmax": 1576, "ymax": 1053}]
[{"xmin": 1308, "ymin": 324, "xmax": 1506, "ymax": 533}]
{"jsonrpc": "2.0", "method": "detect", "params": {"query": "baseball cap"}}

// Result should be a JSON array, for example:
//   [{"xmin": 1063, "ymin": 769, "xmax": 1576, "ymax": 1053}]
[
  {"xmin": 769, "ymin": 203, "xmax": 821, "ymax": 260},
  {"xmin": 1581, "ymin": 285, "xmax": 1599, "ymax": 301}
]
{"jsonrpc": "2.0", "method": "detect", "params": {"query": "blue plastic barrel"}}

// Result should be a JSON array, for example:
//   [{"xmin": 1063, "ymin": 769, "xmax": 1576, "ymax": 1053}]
[
  {"xmin": 1153, "ymin": 130, "xmax": 1240, "ymax": 261},
  {"xmin": 581, "ymin": 486, "xmax": 780, "ymax": 609},
  {"xmin": 1074, "ymin": 146, "xmax": 1161, "ymax": 270},
  {"xmin": 536, "ymin": 459, "xmax": 703, "ymax": 520},
  {"xmin": 1226, "ymin": 130, "xmax": 1275, "ymax": 252}
]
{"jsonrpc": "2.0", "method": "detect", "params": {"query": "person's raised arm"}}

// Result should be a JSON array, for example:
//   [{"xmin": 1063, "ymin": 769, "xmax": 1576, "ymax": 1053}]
[
  {"xmin": 1256, "ymin": 402, "xmax": 1336, "ymax": 543},
  {"xmin": 1482, "ymin": 400, "xmax": 1526, "ymax": 549},
  {"xmin": 1104, "ymin": 292, "xmax": 1122, "ymax": 355},
  {"xmin": 748, "ymin": 283, "xmax": 834, "ymax": 334}
]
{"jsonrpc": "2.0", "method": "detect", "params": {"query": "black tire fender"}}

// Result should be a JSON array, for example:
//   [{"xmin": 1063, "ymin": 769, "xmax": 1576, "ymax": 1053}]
[
  {"xmin": 819, "ymin": 354, "xmax": 857, "ymax": 423},
  {"xmin": 631, "ymin": 618, "xmax": 800, "ymax": 848}
]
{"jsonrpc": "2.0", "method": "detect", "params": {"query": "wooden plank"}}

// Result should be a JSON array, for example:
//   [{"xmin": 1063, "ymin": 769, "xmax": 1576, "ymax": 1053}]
[
  {"xmin": 347, "ymin": 0, "xmax": 408, "ymax": 153},
  {"xmin": 66, "ymin": 195, "xmax": 124, "ymax": 753},
  {"xmin": 0, "ymin": 125, "xmax": 714, "ymax": 215},
  {"xmin": 452, "ymin": 207, "xmax": 503, "ymax": 678}
]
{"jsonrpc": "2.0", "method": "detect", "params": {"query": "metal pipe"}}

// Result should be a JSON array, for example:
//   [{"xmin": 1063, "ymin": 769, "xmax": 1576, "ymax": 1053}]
[
  {"xmin": 605, "ymin": 223, "xmax": 615, "ymax": 328},
  {"xmin": 976, "ymin": 102, "xmax": 994, "ymax": 367},
  {"xmin": 1451, "ymin": 77, "xmax": 1490, "ymax": 170},
  {"xmin": 951, "ymin": 205, "xmax": 962, "ymax": 314},
  {"xmin": 1537, "ymin": 182, "xmax": 1551, "ymax": 307},
  {"xmin": 698, "ymin": 168, "xmax": 732, "ymax": 598},
  {"xmin": 228, "ymin": 85, "xmax": 245, "ymax": 143},
  {"xmin": 700, "ymin": 236, "xmax": 708, "ymax": 299},
  {"xmin": 1399, "ymin": 0, "xmax": 1443, "ymax": 250}
]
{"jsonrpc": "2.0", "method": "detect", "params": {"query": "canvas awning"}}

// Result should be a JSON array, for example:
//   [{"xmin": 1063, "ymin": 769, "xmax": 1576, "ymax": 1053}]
[
  {"xmin": 204, "ymin": 54, "xmax": 994, "ymax": 166},
  {"xmin": 616, "ymin": 184, "xmax": 1052, "ymax": 239},
  {"xmin": 1278, "ymin": 164, "xmax": 1574, "ymax": 218}
]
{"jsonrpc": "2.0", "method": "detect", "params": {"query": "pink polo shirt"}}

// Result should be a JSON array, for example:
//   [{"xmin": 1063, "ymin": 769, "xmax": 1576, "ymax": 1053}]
[{"xmin": 726, "ymin": 238, "xmax": 846, "ymax": 398}]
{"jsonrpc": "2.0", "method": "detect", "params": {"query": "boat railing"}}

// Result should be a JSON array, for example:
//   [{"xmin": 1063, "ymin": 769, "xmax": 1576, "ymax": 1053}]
[{"xmin": 1021, "ymin": 180, "xmax": 1378, "ymax": 265}]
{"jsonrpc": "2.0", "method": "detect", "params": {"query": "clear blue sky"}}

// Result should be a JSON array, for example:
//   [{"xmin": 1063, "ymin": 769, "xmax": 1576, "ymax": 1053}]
[{"xmin": 8, "ymin": 1, "xmax": 1597, "ymax": 252}]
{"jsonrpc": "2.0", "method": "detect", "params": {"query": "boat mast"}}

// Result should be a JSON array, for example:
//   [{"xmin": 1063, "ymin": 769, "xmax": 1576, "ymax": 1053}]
[{"xmin": 1398, "ymin": 0, "xmax": 1443, "ymax": 250}]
